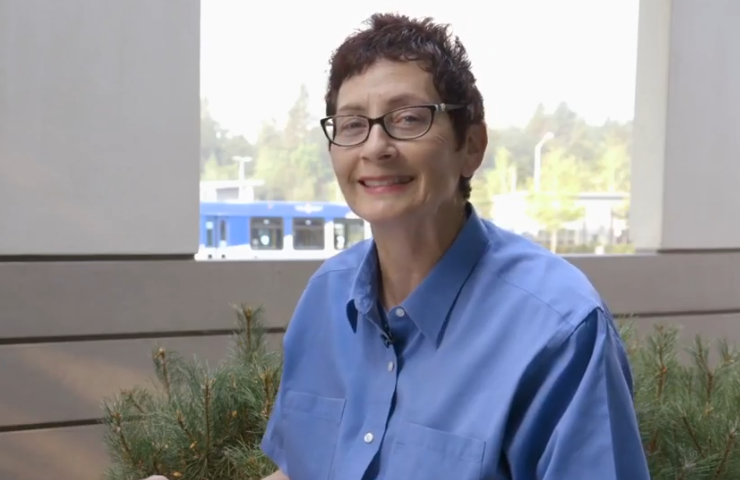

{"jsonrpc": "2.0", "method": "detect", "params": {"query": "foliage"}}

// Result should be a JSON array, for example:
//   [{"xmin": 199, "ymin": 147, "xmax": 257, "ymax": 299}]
[
  {"xmin": 201, "ymin": 92, "xmax": 632, "ymax": 206},
  {"xmin": 553, "ymin": 242, "xmax": 635, "ymax": 255},
  {"xmin": 200, "ymin": 98, "xmax": 255, "ymax": 179},
  {"xmin": 619, "ymin": 322, "xmax": 740, "ymax": 480},
  {"xmin": 484, "ymin": 102, "xmax": 631, "ymax": 193},
  {"xmin": 100, "ymin": 305, "xmax": 281, "ymax": 480},
  {"xmin": 470, "ymin": 146, "xmax": 517, "ymax": 217},
  {"xmin": 525, "ymin": 149, "xmax": 586, "ymax": 251}
]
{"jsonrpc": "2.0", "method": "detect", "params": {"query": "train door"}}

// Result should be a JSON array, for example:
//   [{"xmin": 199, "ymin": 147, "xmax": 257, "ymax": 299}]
[
  {"xmin": 200, "ymin": 216, "xmax": 217, "ymax": 259},
  {"xmin": 214, "ymin": 217, "xmax": 229, "ymax": 258},
  {"xmin": 201, "ymin": 216, "xmax": 229, "ymax": 259}
]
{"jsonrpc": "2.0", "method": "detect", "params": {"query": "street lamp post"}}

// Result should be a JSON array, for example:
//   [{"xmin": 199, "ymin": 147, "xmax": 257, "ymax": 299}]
[
  {"xmin": 232, "ymin": 156, "xmax": 253, "ymax": 201},
  {"xmin": 533, "ymin": 132, "xmax": 554, "ymax": 192}
]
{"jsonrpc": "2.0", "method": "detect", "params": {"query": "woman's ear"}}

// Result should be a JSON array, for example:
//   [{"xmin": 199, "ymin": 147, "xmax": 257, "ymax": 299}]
[{"xmin": 461, "ymin": 123, "xmax": 488, "ymax": 178}]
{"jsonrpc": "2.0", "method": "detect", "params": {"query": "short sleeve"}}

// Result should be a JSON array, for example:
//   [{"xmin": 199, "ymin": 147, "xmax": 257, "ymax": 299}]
[
  {"xmin": 260, "ymin": 384, "xmax": 289, "ymax": 476},
  {"xmin": 505, "ymin": 307, "xmax": 650, "ymax": 480},
  {"xmin": 260, "ymin": 319, "xmax": 299, "ymax": 477}
]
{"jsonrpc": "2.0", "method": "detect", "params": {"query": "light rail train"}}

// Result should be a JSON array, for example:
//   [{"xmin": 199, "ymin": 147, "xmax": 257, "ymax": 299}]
[{"xmin": 197, "ymin": 201, "xmax": 371, "ymax": 260}]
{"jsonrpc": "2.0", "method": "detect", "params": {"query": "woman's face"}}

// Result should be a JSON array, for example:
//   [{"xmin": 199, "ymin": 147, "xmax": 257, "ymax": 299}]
[{"xmin": 329, "ymin": 59, "xmax": 486, "ymax": 227}]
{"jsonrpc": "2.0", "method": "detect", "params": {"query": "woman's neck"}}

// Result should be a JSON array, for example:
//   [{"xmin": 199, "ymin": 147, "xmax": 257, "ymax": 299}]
[{"xmin": 373, "ymin": 201, "xmax": 467, "ymax": 309}]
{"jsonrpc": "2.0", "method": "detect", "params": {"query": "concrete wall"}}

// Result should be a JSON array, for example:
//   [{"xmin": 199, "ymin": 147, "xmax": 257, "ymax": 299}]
[
  {"xmin": 1, "ymin": 256, "xmax": 739, "ymax": 480},
  {"xmin": 1, "ymin": 0, "xmax": 739, "ymax": 479},
  {"xmin": 0, "ymin": 0, "xmax": 200, "ymax": 256}
]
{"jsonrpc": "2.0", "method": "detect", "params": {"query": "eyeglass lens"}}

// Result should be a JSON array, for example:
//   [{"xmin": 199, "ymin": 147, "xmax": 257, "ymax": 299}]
[{"xmin": 324, "ymin": 106, "xmax": 433, "ymax": 146}]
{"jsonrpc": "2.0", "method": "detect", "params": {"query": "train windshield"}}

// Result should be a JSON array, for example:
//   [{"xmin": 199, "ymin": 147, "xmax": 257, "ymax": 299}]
[
  {"xmin": 334, "ymin": 218, "xmax": 365, "ymax": 250},
  {"xmin": 293, "ymin": 217, "xmax": 325, "ymax": 250},
  {"xmin": 250, "ymin": 217, "xmax": 284, "ymax": 250}
]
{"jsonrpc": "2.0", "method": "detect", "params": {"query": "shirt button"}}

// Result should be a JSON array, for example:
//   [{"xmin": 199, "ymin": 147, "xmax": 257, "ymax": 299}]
[
  {"xmin": 387, "ymin": 361, "xmax": 395, "ymax": 372},
  {"xmin": 394, "ymin": 307, "xmax": 405, "ymax": 317},
  {"xmin": 364, "ymin": 432, "xmax": 374, "ymax": 443}
]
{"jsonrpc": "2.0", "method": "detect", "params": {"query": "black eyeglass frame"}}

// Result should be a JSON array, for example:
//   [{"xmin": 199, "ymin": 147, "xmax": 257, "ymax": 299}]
[{"xmin": 319, "ymin": 103, "xmax": 468, "ymax": 147}]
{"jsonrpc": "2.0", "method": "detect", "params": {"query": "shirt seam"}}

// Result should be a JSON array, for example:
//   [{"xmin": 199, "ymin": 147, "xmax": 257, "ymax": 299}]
[
  {"xmin": 308, "ymin": 264, "xmax": 360, "ymax": 285},
  {"xmin": 493, "ymin": 270, "xmax": 597, "ymax": 327}
]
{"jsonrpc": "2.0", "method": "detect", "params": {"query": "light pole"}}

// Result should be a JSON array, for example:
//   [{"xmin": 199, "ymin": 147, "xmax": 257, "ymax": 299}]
[
  {"xmin": 533, "ymin": 131, "xmax": 554, "ymax": 192},
  {"xmin": 232, "ymin": 156, "xmax": 253, "ymax": 200}
]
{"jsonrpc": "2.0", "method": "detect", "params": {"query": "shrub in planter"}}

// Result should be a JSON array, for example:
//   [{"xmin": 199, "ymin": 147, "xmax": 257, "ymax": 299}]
[
  {"xmin": 102, "ymin": 308, "xmax": 740, "ymax": 479},
  {"xmin": 619, "ymin": 321, "xmax": 740, "ymax": 479},
  {"xmin": 101, "ymin": 305, "xmax": 280, "ymax": 480}
]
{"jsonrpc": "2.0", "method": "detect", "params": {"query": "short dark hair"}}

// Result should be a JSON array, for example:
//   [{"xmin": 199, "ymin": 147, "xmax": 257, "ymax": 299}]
[{"xmin": 324, "ymin": 13, "xmax": 485, "ymax": 199}]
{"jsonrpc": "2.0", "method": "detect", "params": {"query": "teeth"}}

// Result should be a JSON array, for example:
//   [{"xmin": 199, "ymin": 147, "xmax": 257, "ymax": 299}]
[{"xmin": 363, "ymin": 177, "xmax": 412, "ymax": 187}]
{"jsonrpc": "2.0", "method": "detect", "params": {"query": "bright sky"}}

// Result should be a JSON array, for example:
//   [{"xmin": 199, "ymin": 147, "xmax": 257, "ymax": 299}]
[{"xmin": 200, "ymin": 0, "xmax": 639, "ymax": 142}]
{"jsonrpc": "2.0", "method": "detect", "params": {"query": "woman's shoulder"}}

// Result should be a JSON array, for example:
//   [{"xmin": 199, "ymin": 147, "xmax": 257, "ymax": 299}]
[
  {"xmin": 476, "ymin": 221, "xmax": 605, "ymax": 325},
  {"xmin": 308, "ymin": 239, "xmax": 373, "ymax": 284}
]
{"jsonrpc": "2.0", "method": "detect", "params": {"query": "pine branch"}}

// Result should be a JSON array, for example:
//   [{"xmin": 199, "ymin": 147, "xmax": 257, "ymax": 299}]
[
  {"xmin": 646, "ymin": 430, "xmax": 659, "ymax": 456},
  {"xmin": 244, "ymin": 305, "xmax": 253, "ymax": 347},
  {"xmin": 712, "ymin": 428, "xmax": 736, "ymax": 480},
  {"xmin": 112, "ymin": 412, "xmax": 135, "ymax": 467},
  {"xmin": 175, "ymin": 409, "xmax": 200, "ymax": 454},
  {"xmin": 155, "ymin": 347, "xmax": 172, "ymax": 401},
  {"xmin": 261, "ymin": 371, "xmax": 274, "ymax": 420},
  {"xmin": 122, "ymin": 389, "xmax": 147, "ymax": 414},
  {"xmin": 653, "ymin": 325, "xmax": 668, "ymax": 400},
  {"xmin": 680, "ymin": 415, "xmax": 705, "ymax": 458},
  {"xmin": 204, "ymin": 376, "xmax": 213, "ymax": 458},
  {"xmin": 150, "ymin": 442, "xmax": 167, "ymax": 476}
]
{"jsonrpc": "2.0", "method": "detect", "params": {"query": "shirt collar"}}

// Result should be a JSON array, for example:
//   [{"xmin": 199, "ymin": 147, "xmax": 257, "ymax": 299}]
[{"xmin": 346, "ymin": 203, "xmax": 491, "ymax": 344}]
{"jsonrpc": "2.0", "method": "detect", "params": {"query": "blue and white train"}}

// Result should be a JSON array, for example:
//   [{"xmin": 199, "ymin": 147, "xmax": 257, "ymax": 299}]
[{"xmin": 197, "ymin": 201, "xmax": 371, "ymax": 260}]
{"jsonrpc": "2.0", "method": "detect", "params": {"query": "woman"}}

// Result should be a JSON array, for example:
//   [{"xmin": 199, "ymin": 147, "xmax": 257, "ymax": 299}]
[{"xmin": 147, "ymin": 12, "xmax": 649, "ymax": 480}]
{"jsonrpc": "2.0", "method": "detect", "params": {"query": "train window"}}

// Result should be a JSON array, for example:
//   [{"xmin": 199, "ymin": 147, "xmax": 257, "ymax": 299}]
[
  {"xmin": 205, "ymin": 221, "xmax": 214, "ymax": 247},
  {"xmin": 250, "ymin": 217, "xmax": 284, "ymax": 250},
  {"xmin": 334, "ymin": 218, "xmax": 365, "ymax": 250},
  {"xmin": 293, "ymin": 217, "xmax": 325, "ymax": 250}
]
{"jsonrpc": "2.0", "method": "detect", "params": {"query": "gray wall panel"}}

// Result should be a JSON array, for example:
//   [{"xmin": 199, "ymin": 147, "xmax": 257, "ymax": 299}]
[
  {"xmin": 2, "ymin": 254, "xmax": 739, "ymax": 340},
  {"xmin": 0, "ymin": 333, "xmax": 283, "ymax": 428}
]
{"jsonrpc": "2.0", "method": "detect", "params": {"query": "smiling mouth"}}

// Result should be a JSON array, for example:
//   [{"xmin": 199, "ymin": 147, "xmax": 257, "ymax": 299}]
[{"xmin": 359, "ymin": 176, "xmax": 415, "ymax": 188}]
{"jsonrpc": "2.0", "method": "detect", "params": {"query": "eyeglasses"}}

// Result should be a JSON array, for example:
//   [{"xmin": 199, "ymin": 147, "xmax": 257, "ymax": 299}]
[{"xmin": 320, "ymin": 103, "xmax": 467, "ymax": 147}]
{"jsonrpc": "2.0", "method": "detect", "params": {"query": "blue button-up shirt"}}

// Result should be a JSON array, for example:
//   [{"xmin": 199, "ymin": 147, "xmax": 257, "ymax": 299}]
[{"xmin": 261, "ymin": 206, "xmax": 650, "ymax": 480}]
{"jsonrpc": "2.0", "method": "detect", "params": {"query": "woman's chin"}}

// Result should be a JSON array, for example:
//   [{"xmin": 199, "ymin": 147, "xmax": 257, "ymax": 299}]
[{"xmin": 354, "ymin": 204, "xmax": 418, "ymax": 228}]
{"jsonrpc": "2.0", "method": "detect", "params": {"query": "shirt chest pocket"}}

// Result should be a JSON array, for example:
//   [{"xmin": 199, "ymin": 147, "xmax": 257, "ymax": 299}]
[
  {"xmin": 384, "ymin": 422, "xmax": 486, "ymax": 480},
  {"xmin": 280, "ymin": 390, "xmax": 346, "ymax": 480}
]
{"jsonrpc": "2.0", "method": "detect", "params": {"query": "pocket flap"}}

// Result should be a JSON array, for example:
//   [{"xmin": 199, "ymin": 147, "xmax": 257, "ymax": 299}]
[
  {"xmin": 283, "ymin": 390, "xmax": 346, "ymax": 422},
  {"xmin": 396, "ymin": 422, "xmax": 485, "ymax": 462}
]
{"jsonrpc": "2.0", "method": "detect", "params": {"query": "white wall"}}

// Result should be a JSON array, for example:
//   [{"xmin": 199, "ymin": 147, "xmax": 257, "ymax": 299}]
[
  {"xmin": 0, "ymin": 0, "xmax": 200, "ymax": 255},
  {"xmin": 631, "ymin": 0, "xmax": 740, "ymax": 251}
]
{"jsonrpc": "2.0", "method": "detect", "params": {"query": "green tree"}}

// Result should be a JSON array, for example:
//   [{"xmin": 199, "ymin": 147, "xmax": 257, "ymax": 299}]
[
  {"xmin": 592, "ymin": 140, "xmax": 631, "ymax": 192},
  {"xmin": 469, "ymin": 173, "xmax": 493, "ymax": 217},
  {"xmin": 488, "ymin": 147, "xmax": 517, "ymax": 195},
  {"xmin": 200, "ymin": 98, "xmax": 225, "ymax": 171},
  {"xmin": 485, "ymin": 103, "xmax": 632, "ymax": 194},
  {"xmin": 200, "ymin": 98, "xmax": 255, "ymax": 181},
  {"xmin": 471, "ymin": 147, "xmax": 517, "ymax": 218},
  {"xmin": 307, "ymin": 125, "xmax": 337, "ymax": 200},
  {"xmin": 252, "ymin": 86, "xmax": 333, "ymax": 201},
  {"xmin": 283, "ymin": 85, "xmax": 311, "ymax": 151},
  {"xmin": 201, "ymin": 156, "xmax": 238, "ymax": 181},
  {"xmin": 526, "ymin": 150, "xmax": 585, "ymax": 252}
]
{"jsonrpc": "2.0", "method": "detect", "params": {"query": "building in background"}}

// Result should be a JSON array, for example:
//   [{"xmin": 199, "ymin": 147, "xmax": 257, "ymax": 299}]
[
  {"xmin": 200, "ymin": 179, "xmax": 266, "ymax": 202},
  {"xmin": 491, "ymin": 191, "xmax": 630, "ymax": 250}
]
